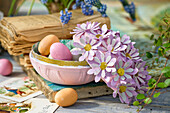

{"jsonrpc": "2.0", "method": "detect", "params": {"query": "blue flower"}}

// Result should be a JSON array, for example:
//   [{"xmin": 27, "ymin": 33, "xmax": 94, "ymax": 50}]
[
  {"xmin": 97, "ymin": 4, "xmax": 107, "ymax": 17},
  {"xmin": 41, "ymin": 0, "xmax": 48, "ymax": 4},
  {"xmin": 72, "ymin": 0, "xmax": 84, "ymax": 10},
  {"xmin": 84, "ymin": 0, "xmax": 107, "ymax": 17},
  {"xmin": 60, "ymin": 8, "xmax": 72, "ymax": 24},
  {"xmin": 81, "ymin": 2, "xmax": 94, "ymax": 15},
  {"xmin": 124, "ymin": 2, "xmax": 136, "ymax": 21}
]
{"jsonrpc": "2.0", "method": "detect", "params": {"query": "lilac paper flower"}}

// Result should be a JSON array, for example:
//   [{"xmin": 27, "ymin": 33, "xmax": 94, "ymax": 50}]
[
  {"xmin": 71, "ymin": 22, "xmax": 100, "ymax": 42},
  {"xmin": 113, "ymin": 81, "xmax": 138, "ymax": 104},
  {"xmin": 120, "ymin": 43, "xmax": 141, "ymax": 61},
  {"xmin": 93, "ymin": 24, "xmax": 111, "ymax": 42},
  {"xmin": 132, "ymin": 61, "xmax": 151, "ymax": 88},
  {"xmin": 121, "ymin": 34, "xmax": 132, "ymax": 45},
  {"xmin": 71, "ymin": 35, "xmax": 100, "ymax": 61},
  {"xmin": 87, "ymin": 51, "xmax": 116, "ymax": 82},
  {"xmin": 112, "ymin": 59, "xmax": 138, "ymax": 83},
  {"xmin": 98, "ymin": 37, "xmax": 127, "ymax": 56}
]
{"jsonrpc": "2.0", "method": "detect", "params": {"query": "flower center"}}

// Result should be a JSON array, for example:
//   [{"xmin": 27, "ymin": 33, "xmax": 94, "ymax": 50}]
[
  {"xmin": 84, "ymin": 44, "xmax": 92, "ymax": 51},
  {"xmin": 125, "ymin": 53, "xmax": 132, "ymax": 59},
  {"xmin": 96, "ymin": 34, "xmax": 102, "ymax": 38},
  {"xmin": 100, "ymin": 62, "xmax": 107, "ymax": 70},
  {"xmin": 111, "ymin": 48, "xmax": 114, "ymax": 52},
  {"xmin": 117, "ymin": 68, "xmax": 125, "ymax": 76},
  {"xmin": 119, "ymin": 86, "xmax": 127, "ymax": 93}
]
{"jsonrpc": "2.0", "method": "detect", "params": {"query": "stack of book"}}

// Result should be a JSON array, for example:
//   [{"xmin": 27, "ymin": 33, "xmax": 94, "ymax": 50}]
[{"xmin": 0, "ymin": 9, "xmax": 110, "ymax": 68}]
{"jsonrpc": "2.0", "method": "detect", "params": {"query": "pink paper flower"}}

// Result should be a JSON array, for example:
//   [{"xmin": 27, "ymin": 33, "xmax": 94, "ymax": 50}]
[
  {"xmin": 120, "ymin": 43, "xmax": 141, "ymax": 61},
  {"xmin": 112, "ymin": 59, "xmax": 138, "ymax": 83},
  {"xmin": 132, "ymin": 61, "xmax": 151, "ymax": 88},
  {"xmin": 87, "ymin": 51, "xmax": 116, "ymax": 82},
  {"xmin": 98, "ymin": 37, "xmax": 127, "ymax": 56},
  {"xmin": 113, "ymin": 81, "xmax": 138, "ymax": 104},
  {"xmin": 71, "ymin": 35, "xmax": 101, "ymax": 61},
  {"xmin": 71, "ymin": 22, "xmax": 100, "ymax": 42}
]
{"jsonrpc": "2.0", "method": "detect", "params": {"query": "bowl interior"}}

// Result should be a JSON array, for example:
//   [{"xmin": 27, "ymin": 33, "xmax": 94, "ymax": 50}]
[{"xmin": 31, "ymin": 42, "xmax": 89, "ymax": 66}]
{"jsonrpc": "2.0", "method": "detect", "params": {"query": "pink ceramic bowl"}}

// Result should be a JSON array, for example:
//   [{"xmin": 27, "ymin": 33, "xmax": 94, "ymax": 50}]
[{"xmin": 29, "ymin": 43, "xmax": 94, "ymax": 85}]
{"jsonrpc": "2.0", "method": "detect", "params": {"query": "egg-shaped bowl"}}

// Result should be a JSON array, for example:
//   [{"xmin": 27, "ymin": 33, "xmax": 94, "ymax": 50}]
[{"xmin": 29, "ymin": 42, "xmax": 94, "ymax": 85}]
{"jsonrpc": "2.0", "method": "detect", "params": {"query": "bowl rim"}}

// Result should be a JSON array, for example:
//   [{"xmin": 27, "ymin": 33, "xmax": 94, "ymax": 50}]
[
  {"xmin": 30, "ymin": 52, "xmax": 91, "ymax": 69},
  {"xmin": 31, "ymin": 42, "xmax": 89, "ymax": 66}
]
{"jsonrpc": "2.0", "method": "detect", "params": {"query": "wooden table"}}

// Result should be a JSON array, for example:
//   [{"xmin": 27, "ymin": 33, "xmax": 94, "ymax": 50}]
[{"xmin": 0, "ymin": 52, "xmax": 170, "ymax": 113}]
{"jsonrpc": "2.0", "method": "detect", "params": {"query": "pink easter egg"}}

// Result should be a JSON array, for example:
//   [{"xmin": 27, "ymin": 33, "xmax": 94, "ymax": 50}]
[
  {"xmin": 0, "ymin": 59, "xmax": 13, "ymax": 76},
  {"xmin": 50, "ymin": 42, "xmax": 72, "ymax": 60}
]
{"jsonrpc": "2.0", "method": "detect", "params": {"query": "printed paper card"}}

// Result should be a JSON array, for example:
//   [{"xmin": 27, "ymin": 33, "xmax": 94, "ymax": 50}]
[{"xmin": 0, "ymin": 77, "xmax": 42, "ymax": 102}]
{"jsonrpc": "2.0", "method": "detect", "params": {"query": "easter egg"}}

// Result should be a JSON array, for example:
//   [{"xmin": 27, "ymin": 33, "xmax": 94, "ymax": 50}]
[
  {"xmin": 50, "ymin": 42, "xmax": 72, "ymax": 60},
  {"xmin": 54, "ymin": 88, "xmax": 78, "ymax": 107},
  {"xmin": 0, "ymin": 59, "xmax": 13, "ymax": 76},
  {"xmin": 70, "ymin": 48, "xmax": 82, "ymax": 61},
  {"xmin": 38, "ymin": 34, "xmax": 59, "ymax": 56}
]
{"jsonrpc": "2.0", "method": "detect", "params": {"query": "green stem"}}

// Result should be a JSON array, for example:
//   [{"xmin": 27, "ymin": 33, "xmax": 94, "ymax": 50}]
[
  {"xmin": 15, "ymin": 0, "xmax": 26, "ymax": 15},
  {"xmin": 67, "ymin": 0, "xmax": 74, "ymax": 9},
  {"xmin": 8, "ymin": 0, "xmax": 17, "ymax": 16},
  {"xmin": 27, "ymin": 0, "xmax": 35, "ymax": 15}
]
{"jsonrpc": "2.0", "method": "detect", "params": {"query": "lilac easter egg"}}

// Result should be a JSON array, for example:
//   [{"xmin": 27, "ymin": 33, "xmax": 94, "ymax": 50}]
[
  {"xmin": 50, "ymin": 42, "xmax": 72, "ymax": 60},
  {"xmin": 0, "ymin": 59, "xmax": 13, "ymax": 76}
]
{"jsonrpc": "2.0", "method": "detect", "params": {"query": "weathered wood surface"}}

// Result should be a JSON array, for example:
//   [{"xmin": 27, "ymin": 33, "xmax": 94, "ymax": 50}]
[{"xmin": 0, "ymin": 52, "xmax": 170, "ymax": 113}]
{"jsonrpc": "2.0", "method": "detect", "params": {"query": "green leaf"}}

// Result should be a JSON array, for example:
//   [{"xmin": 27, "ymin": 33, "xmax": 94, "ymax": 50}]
[
  {"xmin": 164, "ymin": 71, "xmax": 170, "ymax": 78},
  {"xmin": 150, "ymin": 34, "xmax": 154, "ymax": 40},
  {"xmin": 162, "ymin": 66, "xmax": 170, "ymax": 74},
  {"xmin": 156, "ymin": 38, "xmax": 162, "ymax": 46},
  {"xmin": 157, "ymin": 82, "xmax": 166, "ymax": 88},
  {"xmin": 155, "ymin": 58, "xmax": 159, "ymax": 63},
  {"xmin": 164, "ymin": 79, "xmax": 170, "ymax": 87},
  {"xmin": 136, "ymin": 94, "xmax": 146, "ymax": 99},
  {"xmin": 159, "ymin": 25, "xmax": 163, "ymax": 33},
  {"xmin": 148, "ymin": 78, "xmax": 156, "ymax": 88},
  {"xmin": 153, "ymin": 92, "xmax": 160, "ymax": 98},
  {"xmin": 164, "ymin": 18, "xmax": 168, "ymax": 24},
  {"xmin": 146, "ymin": 52, "xmax": 153, "ymax": 58},
  {"xmin": 144, "ymin": 98, "xmax": 152, "ymax": 104},
  {"xmin": 163, "ymin": 43, "xmax": 170, "ymax": 48},
  {"xmin": 158, "ymin": 47, "xmax": 165, "ymax": 56},
  {"xmin": 133, "ymin": 101, "xmax": 139, "ymax": 106}
]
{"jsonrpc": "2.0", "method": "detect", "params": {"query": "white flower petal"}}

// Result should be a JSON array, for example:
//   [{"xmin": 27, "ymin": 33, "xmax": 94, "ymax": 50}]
[
  {"xmin": 101, "ymin": 70, "xmax": 106, "ymax": 78},
  {"xmin": 90, "ymin": 39, "xmax": 97, "ymax": 45},
  {"xmin": 138, "ymin": 77, "xmax": 145, "ymax": 83},
  {"xmin": 124, "ymin": 73, "xmax": 132, "ymax": 79},
  {"xmin": 114, "ymin": 42, "xmax": 121, "ymax": 49},
  {"xmin": 107, "ymin": 38, "xmax": 111, "ymax": 44},
  {"xmin": 126, "ymin": 90, "xmax": 133, "ymax": 97},
  {"xmin": 111, "ymin": 39, "xmax": 116, "ymax": 46},
  {"xmin": 121, "ymin": 76, "xmax": 125, "ymax": 80},
  {"xmin": 121, "ymin": 92, "xmax": 127, "ymax": 102},
  {"xmin": 87, "ymin": 69, "xmax": 95, "ymax": 74},
  {"xmin": 125, "ymin": 68, "xmax": 134, "ymax": 73},
  {"xmin": 119, "ymin": 60, "xmax": 123, "ymax": 67},
  {"xmin": 102, "ymin": 24, "xmax": 107, "ymax": 34},
  {"xmin": 127, "ymin": 87, "xmax": 135, "ymax": 91},
  {"xmin": 101, "ymin": 52, "xmax": 105, "ymax": 62},
  {"xmin": 106, "ymin": 56, "xmax": 111, "ymax": 63},
  {"xmin": 108, "ymin": 58, "xmax": 116, "ymax": 66},
  {"xmin": 114, "ymin": 75, "xmax": 119, "ymax": 81},
  {"xmin": 74, "ymin": 42, "xmax": 84, "ymax": 48},
  {"xmin": 80, "ymin": 38, "xmax": 86, "ymax": 45},
  {"xmin": 94, "ymin": 57, "xmax": 101, "ymax": 63},
  {"xmin": 106, "ymin": 67, "xmax": 112, "ymax": 72}
]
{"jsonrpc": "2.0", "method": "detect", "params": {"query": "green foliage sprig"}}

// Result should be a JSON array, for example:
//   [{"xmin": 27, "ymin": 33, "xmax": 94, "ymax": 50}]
[{"xmin": 134, "ymin": 14, "xmax": 170, "ymax": 113}]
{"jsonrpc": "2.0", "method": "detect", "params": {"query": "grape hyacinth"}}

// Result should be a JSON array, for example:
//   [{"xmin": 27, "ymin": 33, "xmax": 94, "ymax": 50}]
[
  {"xmin": 84, "ymin": 0, "xmax": 108, "ymax": 17},
  {"xmin": 120, "ymin": 0, "xmax": 136, "ymax": 21},
  {"xmin": 71, "ymin": 22, "xmax": 151, "ymax": 104},
  {"xmin": 41, "ymin": 0, "xmax": 48, "ymax": 4},
  {"xmin": 60, "ymin": 8, "xmax": 72, "ymax": 24},
  {"xmin": 72, "ymin": 0, "xmax": 84, "ymax": 10},
  {"xmin": 81, "ymin": 2, "xmax": 94, "ymax": 15}
]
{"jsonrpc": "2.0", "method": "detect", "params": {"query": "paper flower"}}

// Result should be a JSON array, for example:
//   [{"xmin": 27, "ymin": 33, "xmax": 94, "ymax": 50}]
[
  {"xmin": 93, "ymin": 24, "xmax": 110, "ymax": 42},
  {"xmin": 71, "ymin": 22, "xmax": 150, "ymax": 105},
  {"xmin": 99, "ymin": 37, "xmax": 127, "ymax": 56},
  {"xmin": 60, "ymin": 8, "xmax": 72, "ymax": 24},
  {"xmin": 112, "ymin": 59, "xmax": 138, "ymax": 83},
  {"xmin": 113, "ymin": 82, "xmax": 138, "ymax": 104},
  {"xmin": 132, "ymin": 61, "xmax": 151, "ymax": 88},
  {"xmin": 71, "ymin": 22, "xmax": 100, "ymax": 42},
  {"xmin": 120, "ymin": 43, "xmax": 141, "ymax": 61},
  {"xmin": 87, "ymin": 51, "xmax": 116, "ymax": 82},
  {"xmin": 72, "ymin": 35, "xmax": 101, "ymax": 61}
]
